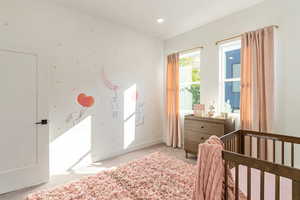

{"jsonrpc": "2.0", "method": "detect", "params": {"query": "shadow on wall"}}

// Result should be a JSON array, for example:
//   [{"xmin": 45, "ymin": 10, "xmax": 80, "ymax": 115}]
[{"xmin": 50, "ymin": 116, "xmax": 92, "ymax": 176}]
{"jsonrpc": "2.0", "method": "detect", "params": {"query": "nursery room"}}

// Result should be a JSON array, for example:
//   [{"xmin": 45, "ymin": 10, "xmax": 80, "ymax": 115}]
[{"xmin": 1, "ymin": 0, "xmax": 300, "ymax": 199}]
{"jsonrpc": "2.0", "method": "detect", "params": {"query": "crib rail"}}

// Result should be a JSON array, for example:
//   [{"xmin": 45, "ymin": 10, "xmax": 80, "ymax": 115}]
[{"xmin": 221, "ymin": 130, "xmax": 300, "ymax": 200}]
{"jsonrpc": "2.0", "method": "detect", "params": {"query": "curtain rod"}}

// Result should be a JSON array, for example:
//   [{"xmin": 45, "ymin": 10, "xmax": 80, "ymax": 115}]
[
  {"xmin": 215, "ymin": 25, "xmax": 279, "ymax": 45},
  {"xmin": 169, "ymin": 46, "xmax": 204, "ymax": 56}
]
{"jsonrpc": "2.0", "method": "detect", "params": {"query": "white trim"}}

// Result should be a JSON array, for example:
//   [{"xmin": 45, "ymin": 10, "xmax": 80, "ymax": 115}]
[
  {"xmin": 224, "ymin": 78, "xmax": 240, "ymax": 82},
  {"xmin": 219, "ymin": 40, "xmax": 241, "ymax": 51},
  {"xmin": 179, "ymin": 49, "xmax": 201, "ymax": 58},
  {"xmin": 180, "ymin": 81, "xmax": 200, "ymax": 86}
]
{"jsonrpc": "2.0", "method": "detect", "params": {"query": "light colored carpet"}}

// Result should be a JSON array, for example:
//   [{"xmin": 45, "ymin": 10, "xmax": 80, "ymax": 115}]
[
  {"xmin": 0, "ymin": 144, "xmax": 196, "ymax": 200},
  {"xmin": 26, "ymin": 152, "xmax": 196, "ymax": 200}
]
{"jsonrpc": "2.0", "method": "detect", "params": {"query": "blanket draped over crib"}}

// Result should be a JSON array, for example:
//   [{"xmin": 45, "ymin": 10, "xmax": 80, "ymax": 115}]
[{"xmin": 192, "ymin": 136, "xmax": 246, "ymax": 200}]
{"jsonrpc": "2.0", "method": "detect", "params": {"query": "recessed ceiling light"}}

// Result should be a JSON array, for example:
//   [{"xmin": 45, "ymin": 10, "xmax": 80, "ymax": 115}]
[{"xmin": 157, "ymin": 18, "xmax": 165, "ymax": 24}]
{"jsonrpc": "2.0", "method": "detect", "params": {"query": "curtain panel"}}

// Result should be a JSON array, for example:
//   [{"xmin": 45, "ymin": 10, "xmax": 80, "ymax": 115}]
[
  {"xmin": 240, "ymin": 26, "xmax": 274, "ymax": 132},
  {"xmin": 166, "ymin": 53, "xmax": 182, "ymax": 148}
]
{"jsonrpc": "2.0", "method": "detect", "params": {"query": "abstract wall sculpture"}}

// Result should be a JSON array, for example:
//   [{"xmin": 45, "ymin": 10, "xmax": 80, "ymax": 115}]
[{"xmin": 101, "ymin": 68, "xmax": 120, "ymax": 120}]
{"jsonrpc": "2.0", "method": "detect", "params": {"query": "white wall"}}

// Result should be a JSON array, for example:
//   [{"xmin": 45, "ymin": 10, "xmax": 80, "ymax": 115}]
[
  {"xmin": 165, "ymin": 0, "xmax": 300, "ymax": 135},
  {"xmin": 1, "ymin": 0, "xmax": 164, "ymax": 163}
]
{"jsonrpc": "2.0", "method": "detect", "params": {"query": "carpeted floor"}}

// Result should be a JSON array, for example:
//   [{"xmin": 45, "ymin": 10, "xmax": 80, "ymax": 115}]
[
  {"xmin": 0, "ymin": 144, "xmax": 196, "ymax": 200},
  {"xmin": 26, "ymin": 152, "xmax": 197, "ymax": 200}
]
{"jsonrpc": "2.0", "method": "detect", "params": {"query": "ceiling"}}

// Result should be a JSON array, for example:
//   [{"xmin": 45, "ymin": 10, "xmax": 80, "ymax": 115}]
[{"xmin": 51, "ymin": 0, "xmax": 264, "ymax": 39}]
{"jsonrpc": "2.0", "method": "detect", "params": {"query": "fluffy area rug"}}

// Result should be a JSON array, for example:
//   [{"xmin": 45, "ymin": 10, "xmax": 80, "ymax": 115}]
[{"xmin": 26, "ymin": 152, "xmax": 197, "ymax": 200}]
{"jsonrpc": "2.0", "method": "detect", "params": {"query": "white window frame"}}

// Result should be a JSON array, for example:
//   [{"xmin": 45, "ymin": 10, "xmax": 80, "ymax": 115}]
[
  {"xmin": 179, "ymin": 49, "xmax": 201, "ymax": 114},
  {"xmin": 219, "ymin": 40, "xmax": 241, "ymax": 114}
]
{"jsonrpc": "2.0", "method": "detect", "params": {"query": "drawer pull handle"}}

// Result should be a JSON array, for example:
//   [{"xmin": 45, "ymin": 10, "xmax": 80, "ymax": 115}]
[
  {"xmin": 201, "ymin": 126, "xmax": 204, "ymax": 128},
  {"xmin": 201, "ymin": 137, "xmax": 204, "ymax": 140}
]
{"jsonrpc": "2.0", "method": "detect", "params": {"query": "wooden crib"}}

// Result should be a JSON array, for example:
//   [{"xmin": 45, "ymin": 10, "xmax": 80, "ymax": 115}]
[{"xmin": 221, "ymin": 130, "xmax": 300, "ymax": 200}]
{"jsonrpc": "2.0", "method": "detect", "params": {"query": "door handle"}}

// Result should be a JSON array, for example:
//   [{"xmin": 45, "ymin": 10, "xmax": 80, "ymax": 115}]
[{"xmin": 35, "ymin": 119, "xmax": 48, "ymax": 125}]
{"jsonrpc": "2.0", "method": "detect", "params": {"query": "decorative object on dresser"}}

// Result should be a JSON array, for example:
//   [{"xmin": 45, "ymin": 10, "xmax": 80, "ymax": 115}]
[{"xmin": 184, "ymin": 114, "xmax": 235, "ymax": 158}]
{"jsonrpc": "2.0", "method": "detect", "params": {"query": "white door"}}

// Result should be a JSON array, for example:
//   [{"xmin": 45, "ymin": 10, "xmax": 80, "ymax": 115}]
[{"xmin": 0, "ymin": 49, "xmax": 49, "ymax": 194}]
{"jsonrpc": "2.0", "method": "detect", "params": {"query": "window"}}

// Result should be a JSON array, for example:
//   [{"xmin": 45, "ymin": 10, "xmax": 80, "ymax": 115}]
[
  {"xmin": 219, "ymin": 40, "xmax": 241, "ymax": 114},
  {"xmin": 179, "ymin": 49, "xmax": 201, "ymax": 114}
]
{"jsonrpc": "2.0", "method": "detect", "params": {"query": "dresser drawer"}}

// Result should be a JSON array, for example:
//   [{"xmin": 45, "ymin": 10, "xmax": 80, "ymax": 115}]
[
  {"xmin": 184, "ymin": 115, "xmax": 235, "ymax": 157},
  {"xmin": 185, "ymin": 131, "xmax": 210, "ymax": 142},
  {"xmin": 184, "ymin": 139, "xmax": 207, "ymax": 154},
  {"xmin": 184, "ymin": 120, "xmax": 224, "ymax": 136}
]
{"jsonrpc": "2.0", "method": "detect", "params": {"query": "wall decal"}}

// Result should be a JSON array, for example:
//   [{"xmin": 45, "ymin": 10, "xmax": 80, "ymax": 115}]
[
  {"xmin": 66, "ymin": 93, "xmax": 95, "ymax": 125},
  {"xmin": 111, "ymin": 92, "xmax": 120, "ymax": 119},
  {"xmin": 132, "ymin": 91, "xmax": 139, "ymax": 101},
  {"xmin": 101, "ymin": 68, "xmax": 120, "ymax": 120},
  {"xmin": 135, "ymin": 102, "xmax": 144, "ymax": 127},
  {"xmin": 101, "ymin": 68, "xmax": 119, "ymax": 91},
  {"xmin": 77, "ymin": 93, "xmax": 95, "ymax": 108}
]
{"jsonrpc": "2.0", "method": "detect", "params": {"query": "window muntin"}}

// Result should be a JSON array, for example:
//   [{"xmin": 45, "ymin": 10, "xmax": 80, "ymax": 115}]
[{"xmin": 179, "ymin": 50, "xmax": 201, "ymax": 114}]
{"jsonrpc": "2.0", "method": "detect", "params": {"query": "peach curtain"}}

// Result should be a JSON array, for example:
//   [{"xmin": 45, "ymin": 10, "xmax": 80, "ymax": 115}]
[
  {"xmin": 166, "ymin": 53, "xmax": 182, "ymax": 148},
  {"xmin": 240, "ymin": 26, "xmax": 274, "ymax": 133}
]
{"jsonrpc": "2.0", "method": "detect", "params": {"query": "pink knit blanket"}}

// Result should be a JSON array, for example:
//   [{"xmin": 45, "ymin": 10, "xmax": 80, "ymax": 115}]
[{"xmin": 192, "ymin": 136, "xmax": 247, "ymax": 200}]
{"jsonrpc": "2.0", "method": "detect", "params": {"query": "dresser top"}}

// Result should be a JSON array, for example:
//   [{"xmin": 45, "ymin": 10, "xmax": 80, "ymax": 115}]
[{"xmin": 184, "ymin": 114, "xmax": 231, "ymax": 124}]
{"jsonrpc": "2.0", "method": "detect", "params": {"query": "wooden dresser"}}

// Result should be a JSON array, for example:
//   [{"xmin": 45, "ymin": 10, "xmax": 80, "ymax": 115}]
[{"xmin": 184, "ymin": 115, "xmax": 235, "ymax": 158}]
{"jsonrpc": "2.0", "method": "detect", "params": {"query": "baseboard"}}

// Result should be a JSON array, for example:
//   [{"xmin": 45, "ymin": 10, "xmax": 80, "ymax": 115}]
[{"xmin": 92, "ymin": 138, "xmax": 164, "ymax": 162}]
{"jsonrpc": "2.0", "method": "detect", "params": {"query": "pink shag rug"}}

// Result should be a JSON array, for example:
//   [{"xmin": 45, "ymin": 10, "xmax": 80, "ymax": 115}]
[{"xmin": 26, "ymin": 152, "xmax": 196, "ymax": 200}]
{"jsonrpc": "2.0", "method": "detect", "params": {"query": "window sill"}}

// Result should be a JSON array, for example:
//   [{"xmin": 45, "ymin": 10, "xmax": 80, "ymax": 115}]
[{"xmin": 229, "ymin": 112, "xmax": 240, "ymax": 118}]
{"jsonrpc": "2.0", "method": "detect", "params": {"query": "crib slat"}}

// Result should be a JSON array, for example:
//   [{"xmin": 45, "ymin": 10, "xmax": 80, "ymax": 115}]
[
  {"xmin": 240, "ymin": 134, "xmax": 245, "ymax": 154},
  {"xmin": 250, "ymin": 136, "xmax": 252, "ymax": 157},
  {"xmin": 260, "ymin": 171, "xmax": 265, "ymax": 200},
  {"xmin": 233, "ymin": 136, "xmax": 236, "ymax": 152},
  {"xmin": 265, "ymin": 139, "xmax": 268, "ymax": 161},
  {"xmin": 273, "ymin": 139, "xmax": 276, "ymax": 163},
  {"xmin": 234, "ymin": 136, "xmax": 237, "ymax": 153},
  {"xmin": 291, "ymin": 143, "xmax": 294, "ymax": 167},
  {"xmin": 228, "ymin": 139, "xmax": 230, "ymax": 150},
  {"xmin": 247, "ymin": 167, "xmax": 251, "ymax": 200},
  {"xmin": 237, "ymin": 135, "xmax": 241, "ymax": 154},
  {"xmin": 275, "ymin": 175, "xmax": 280, "ymax": 200},
  {"xmin": 293, "ymin": 180, "xmax": 300, "ymax": 200},
  {"xmin": 235, "ymin": 165, "xmax": 239, "ymax": 200},
  {"xmin": 225, "ymin": 160, "xmax": 228, "ymax": 200},
  {"xmin": 257, "ymin": 137, "xmax": 261, "ymax": 159},
  {"xmin": 282, "ymin": 141, "xmax": 285, "ymax": 165}
]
